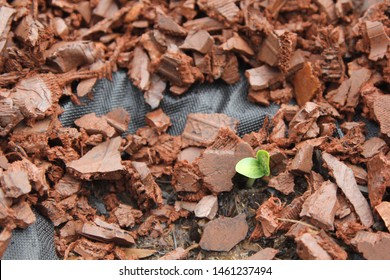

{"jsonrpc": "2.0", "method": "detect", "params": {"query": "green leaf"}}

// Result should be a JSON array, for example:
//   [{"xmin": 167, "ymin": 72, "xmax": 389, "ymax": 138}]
[
  {"xmin": 256, "ymin": 150, "xmax": 270, "ymax": 176},
  {"xmin": 235, "ymin": 157, "xmax": 265, "ymax": 179}
]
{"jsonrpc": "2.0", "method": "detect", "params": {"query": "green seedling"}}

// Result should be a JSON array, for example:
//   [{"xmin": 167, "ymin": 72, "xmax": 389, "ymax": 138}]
[{"xmin": 235, "ymin": 150, "xmax": 270, "ymax": 187}]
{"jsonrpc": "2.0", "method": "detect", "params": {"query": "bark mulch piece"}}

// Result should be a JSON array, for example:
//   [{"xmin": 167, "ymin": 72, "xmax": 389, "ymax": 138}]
[
  {"xmin": 199, "ymin": 213, "xmax": 249, "ymax": 252},
  {"xmin": 375, "ymin": 202, "xmax": 390, "ymax": 232},
  {"xmin": 194, "ymin": 195, "xmax": 218, "ymax": 220},
  {"xmin": 196, "ymin": 128, "xmax": 254, "ymax": 194},
  {"xmin": 322, "ymin": 152, "xmax": 374, "ymax": 227},
  {"xmin": 67, "ymin": 137, "xmax": 124, "ymax": 180},
  {"xmin": 351, "ymin": 231, "xmax": 390, "ymax": 260},
  {"xmin": 367, "ymin": 153, "xmax": 390, "ymax": 208},
  {"xmin": 245, "ymin": 248, "xmax": 279, "ymax": 260}
]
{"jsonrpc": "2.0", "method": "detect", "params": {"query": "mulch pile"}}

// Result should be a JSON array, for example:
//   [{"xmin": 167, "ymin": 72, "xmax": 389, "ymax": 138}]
[{"xmin": 0, "ymin": 0, "xmax": 390, "ymax": 260}]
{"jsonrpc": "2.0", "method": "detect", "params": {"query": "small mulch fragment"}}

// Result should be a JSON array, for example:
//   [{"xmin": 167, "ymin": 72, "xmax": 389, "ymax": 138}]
[
  {"xmin": 198, "ymin": 0, "xmax": 240, "ymax": 24},
  {"xmin": 326, "ymin": 68, "xmax": 371, "ymax": 115},
  {"xmin": 365, "ymin": 21, "xmax": 390, "ymax": 61},
  {"xmin": 113, "ymin": 204, "xmax": 143, "ymax": 228},
  {"xmin": 194, "ymin": 195, "xmax": 218, "ymax": 220},
  {"xmin": 172, "ymin": 161, "xmax": 201, "ymax": 193},
  {"xmin": 375, "ymin": 202, "xmax": 390, "ymax": 232},
  {"xmin": 44, "ymin": 41, "xmax": 97, "ymax": 73},
  {"xmin": 361, "ymin": 137, "xmax": 387, "ymax": 159},
  {"xmin": 74, "ymin": 113, "xmax": 116, "ymax": 138},
  {"xmin": 180, "ymin": 30, "xmax": 214, "ymax": 54},
  {"xmin": 373, "ymin": 95, "xmax": 390, "ymax": 138},
  {"xmin": 295, "ymin": 230, "xmax": 348, "ymax": 260},
  {"xmin": 153, "ymin": 134, "xmax": 182, "ymax": 165},
  {"xmin": 300, "ymin": 181, "xmax": 338, "ymax": 230},
  {"xmin": 245, "ymin": 248, "xmax": 279, "ymax": 260},
  {"xmin": 251, "ymin": 197, "xmax": 284, "ymax": 239},
  {"xmin": 177, "ymin": 147, "xmax": 204, "ymax": 164},
  {"xmin": 54, "ymin": 174, "xmax": 82, "ymax": 199},
  {"xmin": 289, "ymin": 144, "xmax": 313, "ymax": 174},
  {"xmin": 159, "ymin": 247, "xmax": 187, "ymax": 260},
  {"xmin": 80, "ymin": 218, "xmax": 135, "ymax": 246},
  {"xmin": 0, "ymin": 228, "xmax": 12, "ymax": 258},
  {"xmin": 67, "ymin": 137, "xmax": 124, "ymax": 180},
  {"xmin": 221, "ymin": 33, "xmax": 254, "ymax": 56},
  {"xmin": 278, "ymin": 195, "xmax": 309, "ymax": 231},
  {"xmin": 39, "ymin": 199, "xmax": 71, "ymax": 227},
  {"xmin": 130, "ymin": 161, "xmax": 163, "ymax": 210},
  {"xmin": 293, "ymin": 62, "xmax": 321, "ymax": 107},
  {"xmin": 268, "ymin": 148, "xmax": 288, "ymax": 176},
  {"xmin": 12, "ymin": 201, "xmax": 36, "ymax": 229},
  {"xmin": 245, "ymin": 65, "xmax": 284, "ymax": 91},
  {"xmin": 199, "ymin": 213, "xmax": 248, "ymax": 252},
  {"xmin": 156, "ymin": 8, "xmax": 187, "ymax": 37},
  {"xmin": 122, "ymin": 248, "xmax": 156, "ymax": 260},
  {"xmin": 145, "ymin": 109, "xmax": 171, "ymax": 133},
  {"xmin": 268, "ymin": 171, "xmax": 295, "ymax": 195},
  {"xmin": 346, "ymin": 163, "xmax": 368, "ymax": 186},
  {"xmin": 66, "ymin": 238, "xmax": 114, "ymax": 260},
  {"xmin": 296, "ymin": 232, "xmax": 333, "ymax": 260},
  {"xmin": 367, "ymin": 153, "xmax": 390, "ymax": 207},
  {"xmin": 197, "ymin": 128, "xmax": 254, "ymax": 194},
  {"xmin": 129, "ymin": 46, "xmax": 150, "ymax": 91},
  {"xmin": 181, "ymin": 113, "xmax": 238, "ymax": 148},
  {"xmin": 322, "ymin": 152, "xmax": 374, "ymax": 227},
  {"xmin": 104, "ymin": 108, "xmax": 130, "ymax": 134},
  {"xmin": 257, "ymin": 30, "xmax": 297, "ymax": 73},
  {"xmin": 174, "ymin": 201, "xmax": 197, "ymax": 212},
  {"xmin": 1, "ymin": 169, "xmax": 31, "ymax": 199},
  {"xmin": 351, "ymin": 231, "xmax": 390, "ymax": 260},
  {"xmin": 144, "ymin": 75, "xmax": 166, "ymax": 109},
  {"xmin": 247, "ymin": 90, "xmax": 270, "ymax": 106}
]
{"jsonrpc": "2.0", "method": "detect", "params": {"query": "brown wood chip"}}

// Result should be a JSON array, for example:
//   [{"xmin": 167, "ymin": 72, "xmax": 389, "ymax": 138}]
[
  {"xmin": 197, "ymin": 128, "xmax": 254, "ymax": 194},
  {"xmin": 367, "ymin": 153, "xmax": 390, "ymax": 207},
  {"xmin": 159, "ymin": 247, "xmax": 188, "ymax": 260},
  {"xmin": 245, "ymin": 248, "xmax": 279, "ymax": 260},
  {"xmin": 365, "ymin": 21, "xmax": 390, "ymax": 61},
  {"xmin": 268, "ymin": 171, "xmax": 295, "ymax": 195},
  {"xmin": 104, "ymin": 108, "xmax": 130, "ymax": 134},
  {"xmin": 181, "ymin": 113, "xmax": 238, "ymax": 148},
  {"xmin": 80, "ymin": 218, "xmax": 135, "ymax": 246},
  {"xmin": 194, "ymin": 195, "xmax": 218, "ymax": 220},
  {"xmin": 289, "ymin": 144, "xmax": 313, "ymax": 174},
  {"xmin": 375, "ymin": 202, "xmax": 390, "ymax": 232},
  {"xmin": 74, "ymin": 112, "xmax": 116, "ymax": 138},
  {"xmin": 245, "ymin": 65, "xmax": 284, "ymax": 91},
  {"xmin": 300, "ymin": 181, "xmax": 338, "ymax": 230},
  {"xmin": 322, "ymin": 152, "xmax": 373, "ymax": 227},
  {"xmin": 67, "ymin": 137, "xmax": 124, "ymax": 180},
  {"xmin": 293, "ymin": 62, "xmax": 321, "ymax": 106},
  {"xmin": 361, "ymin": 137, "xmax": 387, "ymax": 158},
  {"xmin": 351, "ymin": 231, "xmax": 390, "ymax": 260},
  {"xmin": 180, "ymin": 30, "xmax": 214, "ymax": 54},
  {"xmin": 200, "ymin": 213, "xmax": 248, "ymax": 252},
  {"xmin": 1, "ymin": 169, "xmax": 31, "ymax": 199},
  {"xmin": 113, "ymin": 204, "xmax": 143, "ymax": 228},
  {"xmin": 145, "ymin": 109, "xmax": 171, "ymax": 133},
  {"xmin": 373, "ymin": 95, "xmax": 390, "ymax": 138},
  {"xmin": 0, "ymin": 228, "xmax": 12, "ymax": 258}
]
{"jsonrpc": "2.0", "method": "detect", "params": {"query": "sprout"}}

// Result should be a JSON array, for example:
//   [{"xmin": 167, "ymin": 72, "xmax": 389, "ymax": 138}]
[{"xmin": 235, "ymin": 150, "xmax": 270, "ymax": 186}]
